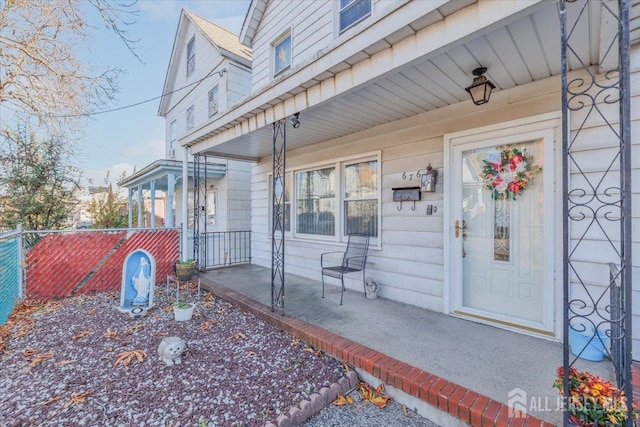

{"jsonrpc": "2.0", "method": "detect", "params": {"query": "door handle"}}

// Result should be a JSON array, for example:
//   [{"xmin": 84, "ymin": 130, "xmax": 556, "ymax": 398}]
[{"xmin": 454, "ymin": 220, "xmax": 468, "ymax": 238}]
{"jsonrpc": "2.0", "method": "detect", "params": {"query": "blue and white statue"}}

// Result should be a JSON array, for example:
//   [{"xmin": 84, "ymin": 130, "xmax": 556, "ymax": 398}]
[{"xmin": 119, "ymin": 249, "xmax": 156, "ymax": 313}]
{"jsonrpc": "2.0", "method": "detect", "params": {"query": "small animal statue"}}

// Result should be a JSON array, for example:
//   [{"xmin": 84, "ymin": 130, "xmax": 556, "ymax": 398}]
[{"xmin": 157, "ymin": 336, "xmax": 186, "ymax": 366}]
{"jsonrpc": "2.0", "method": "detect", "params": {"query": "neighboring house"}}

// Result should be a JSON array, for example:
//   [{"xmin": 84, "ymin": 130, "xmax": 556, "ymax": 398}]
[
  {"xmin": 119, "ymin": 10, "xmax": 253, "ymax": 252},
  {"xmin": 179, "ymin": 0, "xmax": 638, "ymax": 357}
]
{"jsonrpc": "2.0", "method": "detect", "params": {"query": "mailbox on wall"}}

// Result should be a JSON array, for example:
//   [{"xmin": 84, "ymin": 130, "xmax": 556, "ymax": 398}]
[{"xmin": 392, "ymin": 187, "xmax": 421, "ymax": 210}]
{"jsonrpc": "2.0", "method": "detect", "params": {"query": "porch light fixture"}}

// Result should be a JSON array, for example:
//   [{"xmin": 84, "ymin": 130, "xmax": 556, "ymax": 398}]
[
  {"xmin": 290, "ymin": 112, "xmax": 300, "ymax": 128},
  {"xmin": 465, "ymin": 67, "xmax": 495, "ymax": 105}
]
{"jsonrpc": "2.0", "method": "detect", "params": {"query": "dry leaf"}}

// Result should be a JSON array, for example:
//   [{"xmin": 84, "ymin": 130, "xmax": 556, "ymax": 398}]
[
  {"xmin": 200, "ymin": 321, "xmax": 215, "ymax": 332},
  {"xmin": 62, "ymin": 391, "xmax": 92, "ymax": 408},
  {"xmin": 358, "ymin": 381, "xmax": 392, "ymax": 409},
  {"xmin": 22, "ymin": 347, "xmax": 37, "ymax": 357},
  {"xmin": 126, "ymin": 324, "xmax": 144, "ymax": 333},
  {"xmin": 291, "ymin": 339, "xmax": 301, "ymax": 347},
  {"xmin": 56, "ymin": 360, "xmax": 76, "ymax": 366},
  {"xmin": 86, "ymin": 309, "xmax": 97, "ymax": 315},
  {"xmin": 40, "ymin": 396, "xmax": 62, "ymax": 405},
  {"xmin": 72, "ymin": 329, "xmax": 92, "ymax": 340},
  {"xmin": 342, "ymin": 363, "xmax": 351, "ymax": 372},
  {"xmin": 103, "ymin": 328, "xmax": 122, "ymax": 340},
  {"xmin": 114, "ymin": 349, "xmax": 147, "ymax": 367},
  {"xmin": 402, "ymin": 404, "xmax": 408, "ymax": 416},
  {"xmin": 229, "ymin": 332, "xmax": 247, "ymax": 340},
  {"xmin": 247, "ymin": 351, "xmax": 256, "ymax": 357},
  {"xmin": 28, "ymin": 351, "xmax": 54, "ymax": 367},
  {"xmin": 332, "ymin": 394, "xmax": 354, "ymax": 406}
]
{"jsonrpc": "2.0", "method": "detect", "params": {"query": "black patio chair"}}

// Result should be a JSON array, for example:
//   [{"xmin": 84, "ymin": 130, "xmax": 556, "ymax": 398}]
[{"xmin": 320, "ymin": 233, "xmax": 370, "ymax": 305}]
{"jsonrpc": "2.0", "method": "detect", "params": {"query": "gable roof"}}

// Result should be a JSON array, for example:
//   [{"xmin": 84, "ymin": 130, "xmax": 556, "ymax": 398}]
[
  {"xmin": 157, "ymin": 9, "xmax": 252, "ymax": 116},
  {"xmin": 186, "ymin": 10, "xmax": 252, "ymax": 62},
  {"xmin": 239, "ymin": 0, "xmax": 267, "ymax": 47}
]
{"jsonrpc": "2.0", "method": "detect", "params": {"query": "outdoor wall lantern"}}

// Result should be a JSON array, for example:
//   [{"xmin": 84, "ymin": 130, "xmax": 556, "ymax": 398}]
[
  {"xmin": 420, "ymin": 164, "xmax": 438, "ymax": 192},
  {"xmin": 290, "ymin": 112, "xmax": 300, "ymax": 128},
  {"xmin": 465, "ymin": 67, "xmax": 495, "ymax": 105}
]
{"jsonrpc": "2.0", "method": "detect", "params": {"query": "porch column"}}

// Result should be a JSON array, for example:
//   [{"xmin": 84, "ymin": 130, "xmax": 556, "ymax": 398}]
[
  {"xmin": 137, "ymin": 185, "xmax": 143, "ymax": 229},
  {"xmin": 271, "ymin": 118, "xmax": 286, "ymax": 315},
  {"xmin": 150, "ymin": 180, "xmax": 156, "ymax": 229},
  {"xmin": 127, "ymin": 189, "xmax": 133, "ymax": 229},
  {"xmin": 181, "ymin": 148, "xmax": 189, "ymax": 261},
  {"xmin": 167, "ymin": 173, "xmax": 175, "ymax": 228}
]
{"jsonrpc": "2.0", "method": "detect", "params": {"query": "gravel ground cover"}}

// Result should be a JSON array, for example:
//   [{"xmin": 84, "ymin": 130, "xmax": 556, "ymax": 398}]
[{"xmin": 0, "ymin": 286, "xmax": 347, "ymax": 426}]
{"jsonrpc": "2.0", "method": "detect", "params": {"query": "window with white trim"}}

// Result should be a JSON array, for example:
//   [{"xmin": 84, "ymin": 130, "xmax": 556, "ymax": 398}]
[
  {"xmin": 186, "ymin": 36, "xmax": 195, "ymax": 76},
  {"xmin": 339, "ymin": 0, "xmax": 371, "ymax": 33},
  {"xmin": 169, "ymin": 120, "xmax": 176, "ymax": 158},
  {"xmin": 186, "ymin": 105, "xmax": 194, "ymax": 130},
  {"xmin": 273, "ymin": 33, "xmax": 291, "ymax": 76},
  {"xmin": 208, "ymin": 86, "xmax": 219, "ymax": 117},
  {"xmin": 269, "ymin": 154, "xmax": 379, "ymax": 240},
  {"xmin": 296, "ymin": 167, "xmax": 336, "ymax": 236},
  {"xmin": 343, "ymin": 159, "xmax": 378, "ymax": 237}
]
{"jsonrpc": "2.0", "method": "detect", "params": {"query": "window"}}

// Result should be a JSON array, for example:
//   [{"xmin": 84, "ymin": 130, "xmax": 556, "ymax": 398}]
[
  {"xmin": 206, "ymin": 190, "xmax": 216, "ymax": 226},
  {"xmin": 343, "ymin": 160, "xmax": 378, "ymax": 237},
  {"xmin": 186, "ymin": 36, "xmax": 195, "ymax": 76},
  {"xmin": 339, "ymin": 0, "xmax": 371, "ymax": 33},
  {"xmin": 273, "ymin": 33, "xmax": 291, "ymax": 76},
  {"xmin": 169, "ymin": 120, "xmax": 176, "ymax": 158},
  {"xmin": 208, "ymin": 86, "xmax": 219, "ymax": 117},
  {"xmin": 186, "ymin": 105, "xmax": 194, "ymax": 130},
  {"xmin": 296, "ymin": 167, "xmax": 335, "ymax": 236},
  {"xmin": 270, "ymin": 155, "xmax": 380, "ymax": 240}
]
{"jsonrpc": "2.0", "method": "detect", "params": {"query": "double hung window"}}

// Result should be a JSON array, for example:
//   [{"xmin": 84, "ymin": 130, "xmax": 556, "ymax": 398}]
[
  {"xmin": 186, "ymin": 37, "xmax": 195, "ymax": 76},
  {"xmin": 339, "ymin": 0, "xmax": 371, "ymax": 33}
]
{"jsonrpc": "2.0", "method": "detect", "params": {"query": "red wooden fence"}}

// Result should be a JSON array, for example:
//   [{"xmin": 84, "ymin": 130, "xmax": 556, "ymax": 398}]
[{"xmin": 26, "ymin": 229, "xmax": 179, "ymax": 299}]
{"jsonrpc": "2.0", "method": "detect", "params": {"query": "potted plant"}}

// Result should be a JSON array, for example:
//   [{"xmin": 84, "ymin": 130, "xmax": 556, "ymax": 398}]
[
  {"xmin": 554, "ymin": 366, "xmax": 629, "ymax": 426},
  {"xmin": 172, "ymin": 300, "xmax": 195, "ymax": 321},
  {"xmin": 174, "ymin": 259, "xmax": 197, "ymax": 281}
]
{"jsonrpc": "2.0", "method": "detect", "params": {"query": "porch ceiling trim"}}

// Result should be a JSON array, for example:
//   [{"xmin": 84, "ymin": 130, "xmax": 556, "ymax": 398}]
[
  {"xmin": 186, "ymin": 0, "xmax": 545, "ymax": 158},
  {"xmin": 117, "ymin": 159, "xmax": 226, "ymax": 191}
]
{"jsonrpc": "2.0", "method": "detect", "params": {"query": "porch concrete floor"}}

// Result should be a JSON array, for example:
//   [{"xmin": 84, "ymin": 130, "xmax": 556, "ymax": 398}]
[{"xmin": 200, "ymin": 264, "xmax": 614, "ymax": 426}]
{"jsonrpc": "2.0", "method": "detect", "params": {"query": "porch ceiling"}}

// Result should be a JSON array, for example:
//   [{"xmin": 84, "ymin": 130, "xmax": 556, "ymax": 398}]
[
  {"xmin": 194, "ymin": 1, "xmax": 626, "ymax": 162},
  {"xmin": 117, "ymin": 159, "xmax": 226, "ymax": 191}
]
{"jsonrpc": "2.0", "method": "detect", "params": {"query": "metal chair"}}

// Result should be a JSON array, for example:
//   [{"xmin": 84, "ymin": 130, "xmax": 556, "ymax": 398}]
[{"xmin": 320, "ymin": 233, "xmax": 370, "ymax": 305}]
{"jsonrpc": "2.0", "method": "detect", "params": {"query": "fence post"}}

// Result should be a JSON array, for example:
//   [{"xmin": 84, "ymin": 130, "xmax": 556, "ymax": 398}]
[{"xmin": 17, "ymin": 224, "xmax": 23, "ymax": 299}]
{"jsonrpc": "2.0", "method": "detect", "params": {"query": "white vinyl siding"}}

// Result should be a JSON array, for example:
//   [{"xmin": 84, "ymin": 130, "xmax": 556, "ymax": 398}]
[
  {"xmin": 250, "ymin": 1, "xmax": 332, "ymax": 89},
  {"xmin": 249, "ymin": 73, "xmax": 565, "ymax": 315}
]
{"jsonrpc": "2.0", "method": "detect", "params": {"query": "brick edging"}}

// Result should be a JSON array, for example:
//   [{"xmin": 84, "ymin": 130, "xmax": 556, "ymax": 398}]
[{"xmin": 200, "ymin": 278, "xmax": 555, "ymax": 427}]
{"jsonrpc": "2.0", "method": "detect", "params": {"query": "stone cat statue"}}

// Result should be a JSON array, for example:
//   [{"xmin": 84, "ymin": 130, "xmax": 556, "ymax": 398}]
[{"xmin": 157, "ymin": 336, "xmax": 186, "ymax": 366}]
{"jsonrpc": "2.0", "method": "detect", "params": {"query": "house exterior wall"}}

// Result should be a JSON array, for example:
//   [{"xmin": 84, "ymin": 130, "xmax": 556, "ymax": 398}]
[
  {"xmin": 227, "ymin": 63, "xmax": 252, "ymax": 107},
  {"xmin": 248, "ymin": 0, "xmax": 400, "ymax": 91},
  {"xmin": 250, "ymin": 64, "xmax": 640, "ymax": 356}
]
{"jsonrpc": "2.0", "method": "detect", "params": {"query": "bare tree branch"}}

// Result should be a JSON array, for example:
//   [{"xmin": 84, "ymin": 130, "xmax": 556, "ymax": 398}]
[{"xmin": 0, "ymin": 0, "xmax": 139, "ymax": 129}]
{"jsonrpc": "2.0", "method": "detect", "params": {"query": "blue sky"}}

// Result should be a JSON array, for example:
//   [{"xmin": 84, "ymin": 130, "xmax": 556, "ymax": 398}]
[{"xmin": 78, "ymin": 0, "xmax": 251, "ymax": 186}]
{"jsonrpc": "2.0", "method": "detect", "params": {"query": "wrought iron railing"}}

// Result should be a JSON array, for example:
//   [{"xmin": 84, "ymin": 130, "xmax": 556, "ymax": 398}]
[{"xmin": 196, "ymin": 231, "xmax": 252, "ymax": 269}]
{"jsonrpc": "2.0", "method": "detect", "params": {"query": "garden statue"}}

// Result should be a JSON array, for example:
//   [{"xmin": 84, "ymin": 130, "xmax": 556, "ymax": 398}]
[
  {"xmin": 119, "ymin": 249, "xmax": 156, "ymax": 313},
  {"xmin": 158, "ymin": 336, "xmax": 186, "ymax": 366}
]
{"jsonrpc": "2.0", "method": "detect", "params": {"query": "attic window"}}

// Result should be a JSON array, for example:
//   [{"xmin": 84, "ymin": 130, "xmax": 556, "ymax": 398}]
[
  {"xmin": 187, "ymin": 36, "xmax": 195, "ymax": 76},
  {"xmin": 339, "ymin": 0, "xmax": 371, "ymax": 33},
  {"xmin": 273, "ymin": 33, "xmax": 291, "ymax": 76}
]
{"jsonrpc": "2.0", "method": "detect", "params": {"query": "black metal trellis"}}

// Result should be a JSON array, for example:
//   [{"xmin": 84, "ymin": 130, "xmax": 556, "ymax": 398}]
[
  {"xmin": 271, "ymin": 119, "xmax": 286, "ymax": 314},
  {"xmin": 561, "ymin": 0, "xmax": 632, "ymax": 426},
  {"xmin": 193, "ymin": 153, "xmax": 207, "ymax": 271}
]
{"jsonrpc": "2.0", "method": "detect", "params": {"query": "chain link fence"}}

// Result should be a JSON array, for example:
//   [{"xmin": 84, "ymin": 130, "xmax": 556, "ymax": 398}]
[{"xmin": 0, "ymin": 229, "xmax": 22, "ymax": 325}]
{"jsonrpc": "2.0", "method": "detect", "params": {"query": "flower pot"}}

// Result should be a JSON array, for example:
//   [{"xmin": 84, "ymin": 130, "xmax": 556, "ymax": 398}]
[
  {"xmin": 569, "ymin": 327, "xmax": 607, "ymax": 362},
  {"xmin": 173, "ymin": 303, "xmax": 195, "ymax": 321},
  {"xmin": 175, "ymin": 262, "xmax": 195, "ymax": 281}
]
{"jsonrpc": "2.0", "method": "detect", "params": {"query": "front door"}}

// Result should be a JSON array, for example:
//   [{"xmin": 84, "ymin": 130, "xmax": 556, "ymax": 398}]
[{"xmin": 449, "ymin": 124, "xmax": 557, "ymax": 336}]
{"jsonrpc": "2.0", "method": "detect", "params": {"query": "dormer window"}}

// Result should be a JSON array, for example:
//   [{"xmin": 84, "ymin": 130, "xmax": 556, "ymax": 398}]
[
  {"xmin": 186, "ymin": 36, "xmax": 195, "ymax": 76},
  {"xmin": 273, "ymin": 33, "xmax": 291, "ymax": 77},
  {"xmin": 208, "ymin": 86, "xmax": 219, "ymax": 117},
  {"xmin": 339, "ymin": 0, "xmax": 371, "ymax": 33}
]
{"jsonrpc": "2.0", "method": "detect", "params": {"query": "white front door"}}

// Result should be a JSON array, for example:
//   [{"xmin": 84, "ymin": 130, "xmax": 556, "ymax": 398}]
[{"xmin": 448, "ymin": 122, "xmax": 557, "ymax": 336}]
